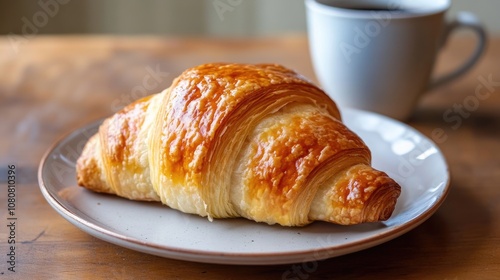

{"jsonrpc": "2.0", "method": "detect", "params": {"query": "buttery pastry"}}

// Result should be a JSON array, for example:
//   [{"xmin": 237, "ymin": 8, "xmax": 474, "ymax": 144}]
[{"xmin": 76, "ymin": 63, "xmax": 401, "ymax": 226}]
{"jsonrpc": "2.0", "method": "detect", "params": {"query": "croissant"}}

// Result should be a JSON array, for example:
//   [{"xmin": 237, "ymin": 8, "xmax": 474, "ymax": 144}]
[{"xmin": 76, "ymin": 63, "xmax": 401, "ymax": 226}]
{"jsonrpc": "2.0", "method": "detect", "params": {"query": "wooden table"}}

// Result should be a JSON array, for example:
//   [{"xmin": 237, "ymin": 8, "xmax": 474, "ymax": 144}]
[{"xmin": 0, "ymin": 35, "xmax": 499, "ymax": 279}]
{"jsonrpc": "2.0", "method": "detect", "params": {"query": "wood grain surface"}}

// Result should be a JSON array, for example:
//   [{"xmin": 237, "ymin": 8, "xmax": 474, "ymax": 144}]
[{"xmin": 0, "ymin": 34, "xmax": 499, "ymax": 279}]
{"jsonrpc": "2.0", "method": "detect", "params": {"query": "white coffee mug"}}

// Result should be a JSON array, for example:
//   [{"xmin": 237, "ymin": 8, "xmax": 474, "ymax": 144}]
[{"xmin": 305, "ymin": 0, "xmax": 487, "ymax": 120}]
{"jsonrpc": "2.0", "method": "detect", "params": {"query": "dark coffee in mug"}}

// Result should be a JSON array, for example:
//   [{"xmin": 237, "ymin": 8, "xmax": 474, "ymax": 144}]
[
  {"xmin": 316, "ymin": 0, "xmax": 409, "ymax": 13},
  {"xmin": 341, "ymin": 7, "xmax": 402, "ymax": 11}
]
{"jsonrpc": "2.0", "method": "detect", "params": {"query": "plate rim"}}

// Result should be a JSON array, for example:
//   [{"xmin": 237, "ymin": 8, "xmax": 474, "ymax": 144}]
[{"xmin": 38, "ymin": 108, "xmax": 451, "ymax": 265}]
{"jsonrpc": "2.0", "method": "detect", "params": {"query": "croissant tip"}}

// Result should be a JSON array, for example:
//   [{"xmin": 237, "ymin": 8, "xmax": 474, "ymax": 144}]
[
  {"xmin": 363, "ymin": 183, "xmax": 401, "ymax": 222},
  {"xmin": 75, "ymin": 135, "xmax": 109, "ymax": 194}
]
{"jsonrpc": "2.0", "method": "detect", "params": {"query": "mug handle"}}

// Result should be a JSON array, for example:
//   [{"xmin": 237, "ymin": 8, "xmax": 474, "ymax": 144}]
[{"xmin": 428, "ymin": 11, "xmax": 487, "ymax": 90}]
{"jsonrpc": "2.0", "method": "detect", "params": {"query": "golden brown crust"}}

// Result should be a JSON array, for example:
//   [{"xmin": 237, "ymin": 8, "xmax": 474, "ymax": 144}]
[
  {"xmin": 102, "ymin": 95, "xmax": 152, "ymax": 164},
  {"xmin": 156, "ymin": 63, "xmax": 339, "ymax": 186},
  {"xmin": 77, "ymin": 94, "xmax": 160, "ymax": 201},
  {"xmin": 241, "ymin": 107, "xmax": 369, "ymax": 225},
  {"xmin": 76, "ymin": 62, "xmax": 401, "ymax": 226}
]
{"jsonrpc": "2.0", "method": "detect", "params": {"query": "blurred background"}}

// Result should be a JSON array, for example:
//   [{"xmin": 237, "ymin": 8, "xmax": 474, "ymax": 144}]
[{"xmin": 1, "ymin": 0, "xmax": 499, "ymax": 37}]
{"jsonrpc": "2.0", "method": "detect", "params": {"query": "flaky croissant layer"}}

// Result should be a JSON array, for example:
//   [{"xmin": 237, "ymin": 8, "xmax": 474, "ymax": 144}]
[{"xmin": 76, "ymin": 63, "xmax": 401, "ymax": 226}]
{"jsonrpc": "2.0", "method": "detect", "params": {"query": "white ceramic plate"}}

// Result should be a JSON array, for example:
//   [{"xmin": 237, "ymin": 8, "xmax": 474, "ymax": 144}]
[{"xmin": 38, "ymin": 108, "xmax": 450, "ymax": 265}]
